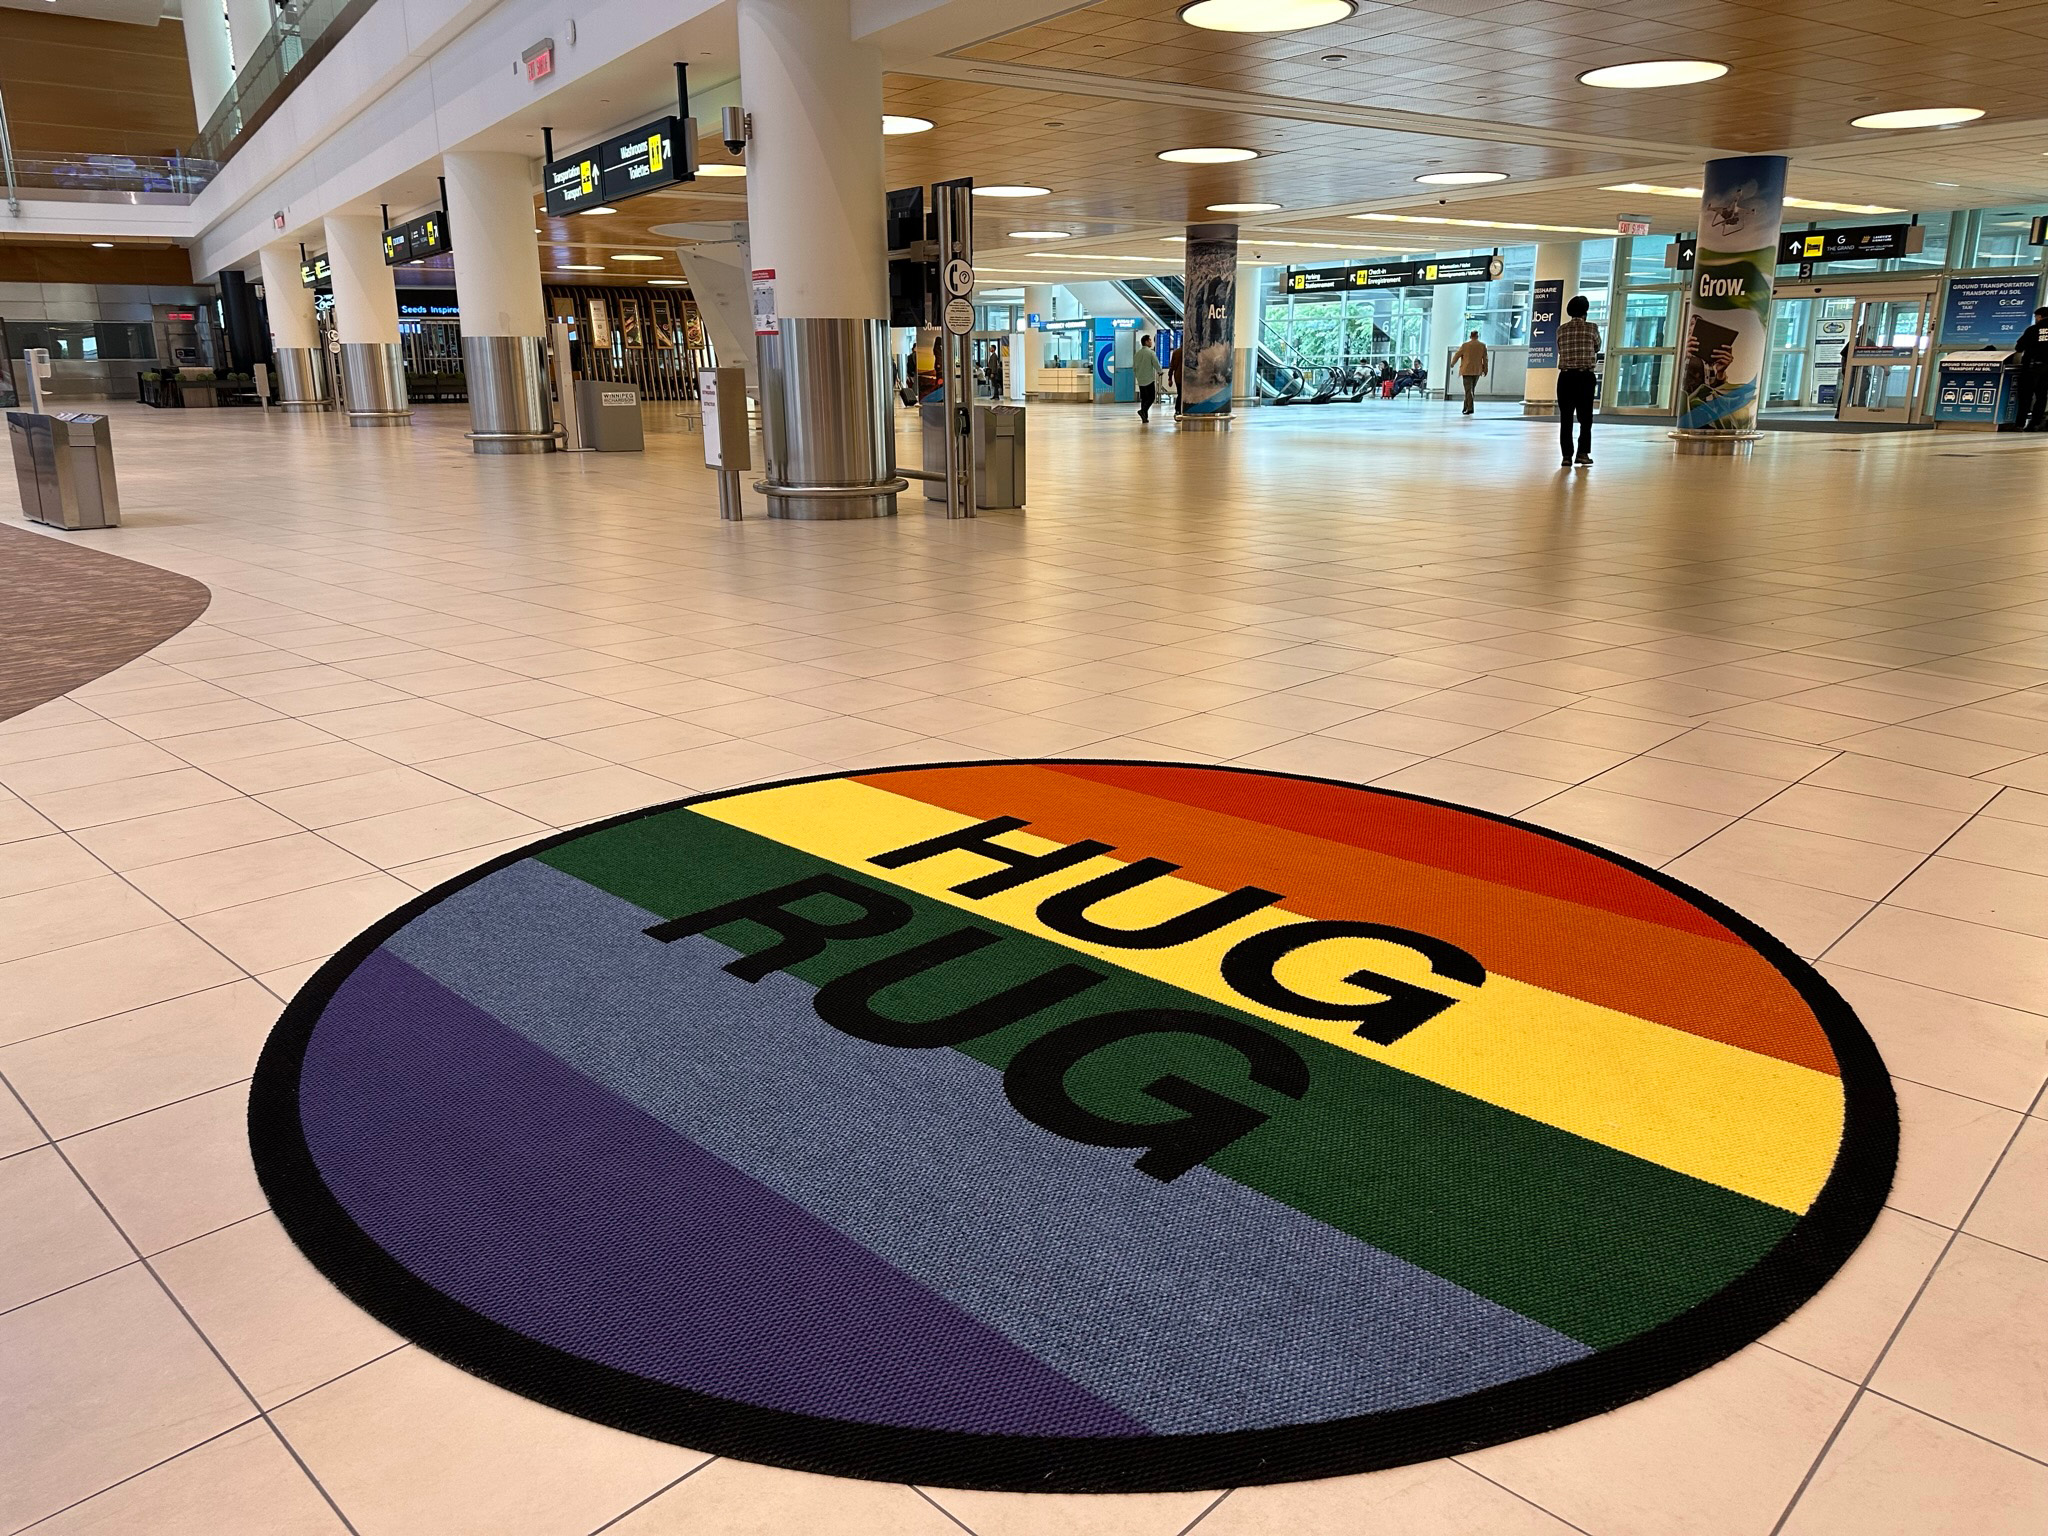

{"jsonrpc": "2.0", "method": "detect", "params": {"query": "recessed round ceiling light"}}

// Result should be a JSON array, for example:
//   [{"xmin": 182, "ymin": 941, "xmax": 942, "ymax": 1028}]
[
  {"xmin": 90, "ymin": 241, "xmax": 114, "ymax": 248},
  {"xmin": 1179, "ymin": 0, "xmax": 1356, "ymax": 32},
  {"xmin": 1578, "ymin": 60, "xmax": 1729, "ymax": 89},
  {"xmin": 1008, "ymin": 231, "xmax": 1074, "ymax": 240},
  {"xmin": 610, "ymin": 254, "xmax": 663, "ymax": 261},
  {"xmin": 1208, "ymin": 202, "xmax": 1283, "ymax": 212},
  {"xmin": 584, "ymin": 206, "xmax": 618, "ymax": 216},
  {"xmin": 882, "ymin": 115, "xmax": 934, "ymax": 135},
  {"xmin": 973, "ymin": 185, "xmax": 1051, "ymax": 198},
  {"xmin": 695, "ymin": 164, "xmax": 746, "ymax": 177},
  {"xmin": 1159, "ymin": 146, "xmax": 1259, "ymax": 164},
  {"xmin": 1416, "ymin": 171, "xmax": 1508, "ymax": 185},
  {"xmin": 1851, "ymin": 106, "xmax": 1984, "ymax": 129},
  {"xmin": 556, "ymin": 265, "xmax": 603, "ymax": 271}
]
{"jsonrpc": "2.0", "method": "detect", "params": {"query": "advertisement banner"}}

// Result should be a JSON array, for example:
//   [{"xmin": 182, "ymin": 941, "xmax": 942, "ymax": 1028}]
[
  {"xmin": 1528, "ymin": 279, "xmax": 1564, "ymax": 370},
  {"xmin": 1180, "ymin": 224, "xmax": 1238, "ymax": 418},
  {"xmin": 1940, "ymin": 275, "xmax": 2041, "ymax": 348},
  {"xmin": 1677, "ymin": 155, "xmax": 1788, "ymax": 432}
]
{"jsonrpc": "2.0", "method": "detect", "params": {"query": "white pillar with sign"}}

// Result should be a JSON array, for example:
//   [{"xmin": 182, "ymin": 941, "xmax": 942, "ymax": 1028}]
[
  {"xmin": 323, "ymin": 213, "xmax": 409, "ymax": 425},
  {"xmin": 1523, "ymin": 241, "xmax": 1581, "ymax": 416},
  {"xmin": 738, "ymin": 0, "xmax": 899, "ymax": 518},
  {"xmin": 445, "ymin": 151, "xmax": 554, "ymax": 455},
  {"xmin": 258, "ymin": 241, "xmax": 328, "ymax": 411}
]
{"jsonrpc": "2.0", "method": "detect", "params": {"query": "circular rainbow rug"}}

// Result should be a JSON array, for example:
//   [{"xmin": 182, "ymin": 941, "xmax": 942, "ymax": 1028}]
[{"xmin": 250, "ymin": 761, "xmax": 1895, "ymax": 1492}]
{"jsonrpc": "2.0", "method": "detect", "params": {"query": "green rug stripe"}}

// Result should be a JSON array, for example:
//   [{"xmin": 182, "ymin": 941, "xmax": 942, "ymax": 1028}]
[{"xmin": 538, "ymin": 809, "xmax": 1797, "ymax": 1348}]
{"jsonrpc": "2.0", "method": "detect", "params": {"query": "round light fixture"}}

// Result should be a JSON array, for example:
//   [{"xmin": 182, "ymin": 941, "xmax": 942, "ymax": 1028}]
[
  {"xmin": 610, "ymin": 254, "xmax": 663, "ymax": 262},
  {"xmin": 1415, "ymin": 171, "xmax": 1508, "ymax": 185},
  {"xmin": 584, "ymin": 206, "xmax": 618, "ymax": 216},
  {"xmin": 90, "ymin": 241, "xmax": 114, "ymax": 248},
  {"xmin": 1207, "ymin": 202, "xmax": 1283, "ymax": 212},
  {"xmin": 973, "ymin": 186, "xmax": 1051, "ymax": 198},
  {"xmin": 1179, "ymin": 0, "xmax": 1356, "ymax": 31},
  {"xmin": 695, "ymin": 164, "xmax": 746, "ymax": 177},
  {"xmin": 1851, "ymin": 107, "xmax": 1984, "ymax": 129},
  {"xmin": 1578, "ymin": 60, "xmax": 1729, "ymax": 89},
  {"xmin": 1159, "ymin": 146, "xmax": 1259, "ymax": 164},
  {"xmin": 1008, "ymin": 231, "xmax": 1074, "ymax": 240},
  {"xmin": 883, "ymin": 115, "xmax": 934, "ymax": 135}
]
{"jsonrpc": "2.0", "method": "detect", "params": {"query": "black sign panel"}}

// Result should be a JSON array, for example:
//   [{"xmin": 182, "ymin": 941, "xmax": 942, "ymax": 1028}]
[
  {"xmin": 300, "ymin": 254, "xmax": 331, "ymax": 288},
  {"xmin": 1285, "ymin": 253, "xmax": 1503, "ymax": 294},
  {"xmin": 600, "ymin": 117, "xmax": 690, "ymax": 201},
  {"xmin": 1777, "ymin": 224, "xmax": 1915, "ymax": 263},
  {"xmin": 382, "ymin": 211, "xmax": 451, "ymax": 267},
  {"xmin": 544, "ymin": 151, "xmax": 605, "ymax": 217}
]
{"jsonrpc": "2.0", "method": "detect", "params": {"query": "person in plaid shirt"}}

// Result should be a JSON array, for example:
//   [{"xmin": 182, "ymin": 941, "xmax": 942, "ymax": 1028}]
[{"xmin": 1556, "ymin": 295, "xmax": 1601, "ymax": 467}]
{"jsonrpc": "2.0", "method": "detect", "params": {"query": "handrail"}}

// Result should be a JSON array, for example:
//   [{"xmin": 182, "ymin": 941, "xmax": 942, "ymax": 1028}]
[
  {"xmin": 0, "ymin": 81, "xmax": 20, "ymax": 216},
  {"xmin": 189, "ymin": 0, "xmax": 378, "ymax": 169}
]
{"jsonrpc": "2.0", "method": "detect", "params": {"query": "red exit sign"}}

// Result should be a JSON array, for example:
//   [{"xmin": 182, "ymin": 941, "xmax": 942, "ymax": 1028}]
[{"xmin": 522, "ymin": 38, "xmax": 554, "ymax": 83}]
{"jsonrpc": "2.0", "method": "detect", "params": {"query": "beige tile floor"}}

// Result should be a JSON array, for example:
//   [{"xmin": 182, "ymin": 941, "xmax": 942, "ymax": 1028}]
[{"xmin": 2, "ymin": 398, "xmax": 2046, "ymax": 1535}]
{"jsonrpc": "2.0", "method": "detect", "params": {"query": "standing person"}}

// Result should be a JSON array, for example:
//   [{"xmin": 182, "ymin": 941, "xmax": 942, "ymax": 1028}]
[
  {"xmin": 1168, "ymin": 341, "xmax": 1183, "ymax": 402},
  {"xmin": 2012, "ymin": 306, "xmax": 2048, "ymax": 430},
  {"xmin": 1133, "ymin": 334, "xmax": 1162, "ymax": 424},
  {"xmin": 1556, "ymin": 295, "xmax": 1601, "ymax": 467},
  {"xmin": 1451, "ymin": 330, "xmax": 1488, "ymax": 414},
  {"xmin": 987, "ymin": 343, "xmax": 1005, "ymax": 399}
]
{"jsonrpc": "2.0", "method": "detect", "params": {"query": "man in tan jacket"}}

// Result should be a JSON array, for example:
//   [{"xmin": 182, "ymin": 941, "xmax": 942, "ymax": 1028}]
[{"xmin": 1452, "ymin": 330, "xmax": 1488, "ymax": 414}]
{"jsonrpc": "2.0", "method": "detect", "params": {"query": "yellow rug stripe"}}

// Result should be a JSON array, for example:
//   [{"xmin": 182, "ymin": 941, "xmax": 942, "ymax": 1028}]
[{"xmin": 692, "ymin": 779, "xmax": 1844, "ymax": 1213}]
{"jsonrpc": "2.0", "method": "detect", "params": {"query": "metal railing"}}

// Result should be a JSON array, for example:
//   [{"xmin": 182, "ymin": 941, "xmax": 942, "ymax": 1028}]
[
  {"xmin": 1, "ymin": 81, "xmax": 19, "ymax": 215},
  {"xmin": 190, "ymin": 0, "xmax": 375, "ymax": 168},
  {"xmin": 3, "ymin": 154, "xmax": 217, "ymax": 198}
]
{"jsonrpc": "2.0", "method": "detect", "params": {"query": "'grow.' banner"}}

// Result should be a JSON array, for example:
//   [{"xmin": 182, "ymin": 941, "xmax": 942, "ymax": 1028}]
[{"xmin": 1678, "ymin": 155, "xmax": 1789, "ymax": 432}]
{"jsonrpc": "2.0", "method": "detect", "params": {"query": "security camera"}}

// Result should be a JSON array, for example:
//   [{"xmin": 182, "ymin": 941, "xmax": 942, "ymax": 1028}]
[{"xmin": 721, "ymin": 106, "xmax": 750, "ymax": 158}]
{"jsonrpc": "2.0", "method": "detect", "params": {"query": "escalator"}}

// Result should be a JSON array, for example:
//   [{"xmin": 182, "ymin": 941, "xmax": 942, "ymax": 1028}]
[{"xmin": 1111, "ymin": 274, "xmax": 1294, "ymax": 399}]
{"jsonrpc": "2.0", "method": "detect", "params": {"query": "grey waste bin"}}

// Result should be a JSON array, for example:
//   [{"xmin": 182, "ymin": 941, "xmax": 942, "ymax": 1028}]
[
  {"xmin": 573, "ymin": 381, "xmax": 645, "ymax": 452},
  {"xmin": 972, "ymin": 403, "xmax": 1026, "ymax": 510},
  {"xmin": 8, "ymin": 410, "xmax": 121, "ymax": 530}
]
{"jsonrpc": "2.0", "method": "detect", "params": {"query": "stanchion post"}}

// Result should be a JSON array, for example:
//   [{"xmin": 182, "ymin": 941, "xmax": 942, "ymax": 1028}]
[{"xmin": 934, "ymin": 177, "xmax": 975, "ymax": 519}]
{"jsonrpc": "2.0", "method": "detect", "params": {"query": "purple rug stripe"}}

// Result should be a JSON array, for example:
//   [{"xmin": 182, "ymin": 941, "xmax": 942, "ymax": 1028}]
[{"xmin": 298, "ymin": 947, "xmax": 1148, "ymax": 1439}]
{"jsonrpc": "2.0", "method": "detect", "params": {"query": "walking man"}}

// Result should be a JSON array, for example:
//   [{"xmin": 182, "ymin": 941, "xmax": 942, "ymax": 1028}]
[
  {"xmin": 1134, "ymin": 334, "xmax": 1162, "ymax": 424},
  {"xmin": 2013, "ymin": 306, "xmax": 2048, "ymax": 430},
  {"xmin": 1556, "ymin": 295, "xmax": 1601, "ymax": 467},
  {"xmin": 1452, "ymin": 330, "xmax": 1488, "ymax": 414}
]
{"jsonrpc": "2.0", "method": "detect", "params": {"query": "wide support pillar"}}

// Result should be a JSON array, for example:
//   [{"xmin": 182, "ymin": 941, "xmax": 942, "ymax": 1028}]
[
  {"xmin": 1231, "ymin": 263, "xmax": 1266, "ymax": 408},
  {"xmin": 1522, "ymin": 241, "xmax": 1580, "ymax": 416},
  {"xmin": 739, "ymin": 0, "xmax": 900, "ymax": 519},
  {"xmin": 257, "ymin": 242, "xmax": 329, "ymax": 410},
  {"xmin": 1674, "ymin": 155, "xmax": 1788, "ymax": 455},
  {"xmin": 324, "ymin": 213, "xmax": 410, "ymax": 426},
  {"xmin": 445, "ymin": 151, "xmax": 554, "ymax": 454},
  {"xmin": 1178, "ymin": 223, "xmax": 1237, "ymax": 429},
  {"xmin": 1427, "ymin": 283, "xmax": 1463, "ymax": 394}
]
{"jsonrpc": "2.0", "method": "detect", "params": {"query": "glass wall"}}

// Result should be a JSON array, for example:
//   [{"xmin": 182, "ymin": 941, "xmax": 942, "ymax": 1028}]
[
  {"xmin": 1608, "ymin": 235, "xmax": 1684, "ymax": 411},
  {"xmin": 1263, "ymin": 286, "xmax": 1433, "ymax": 371},
  {"xmin": 1963, "ymin": 207, "xmax": 2048, "ymax": 268}
]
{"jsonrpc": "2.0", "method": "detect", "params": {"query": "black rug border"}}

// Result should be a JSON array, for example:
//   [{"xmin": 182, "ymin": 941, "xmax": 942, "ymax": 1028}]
[{"xmin": 248, "ymin": 758, "xmax": 1898, "ymax": 1493}]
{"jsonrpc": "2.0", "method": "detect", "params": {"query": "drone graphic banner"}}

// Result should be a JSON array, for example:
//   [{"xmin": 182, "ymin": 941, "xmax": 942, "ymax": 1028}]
[{"xmin": 1678, "ymin": 155, "xmax": 1788, "ymax": 432}]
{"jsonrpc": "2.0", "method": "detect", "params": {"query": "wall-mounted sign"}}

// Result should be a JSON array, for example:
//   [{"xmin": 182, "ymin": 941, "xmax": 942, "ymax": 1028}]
[
  {"xmin": 397, "ymin": 296, "xmax": 461, "ymax": 318},
  {"xmin": 300, "ymin": 254, "xmax": 331, "ymax": 288},
  {"xmin": 599, "ymin": 117, "xmax": 695, "ymax": 201},
  {"xmin": 522, "ymin": 38, "xmax": 554, "ymax": 84},
  {"xmin": 1617, "ymin": 214, "xmax": 1653, "ymax": 237},
  {"xmin": 272, "ymin": 211, "xmax": 287, "ymax": 231},
  {"xmin": 1941, "ymin": 274, "xmax": 2042, "ymax": 348},
  {"xmin": 383, "ymin": 210, "xmax": 451, "ymax": 266},
  {"xmin": 1284, "ymin": 253, "xmax": 1503, "ymax": 294},
  {"xmin": 751, "ymin": 268, "xmax": 779, "ymax": 337},
  {"xmin": 1777, "ymin": 224, "xmax": 1921, "ymax": 263},
  {"xmin": 2031, "ymin": 215, "xmax": 2048, "ymax": 247},
  {"xmin": 1527, "ymin": 278, "xmax": 1564, "ymax": 369}
]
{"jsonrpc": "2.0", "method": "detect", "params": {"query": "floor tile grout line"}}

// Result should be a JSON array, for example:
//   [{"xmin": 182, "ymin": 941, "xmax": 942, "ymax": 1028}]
[
  {"xmin": 1765, "ymin": 1073, "xmax": 2047, "ymax": 1536},
  {"xmin": 1448, "ymin": 1459, "xmax": 1600, "ymax": 1535},
  {"xmin": 1855, "ymin": 1387, "xmax": 2048, "ymax": 1470},
  {"xmin": 581, "ymin": 1458, "xmax": 719, "ymax": 1536},
  {"xmin": 5, "ymin": 1414, "xmax": 265, "ymax": 1535},
  {"xmin": 260, "ymin": 1342, "xmax": 415, "ymax": 1415},
  {"xmin": 1172, "ymin": 1486, "xmax": 1237, "ymax": 1534},
  {"xmin": 0, "ymin": 1069, "xmax": 364, "ymax": 1536},
  {"xmin": 1810, "ymin": 791, "xmax": 1999, "ymax": 968},
  {"xmin": 907, "ymin": 1484, "xmax": 983, "ymax": 1534}
]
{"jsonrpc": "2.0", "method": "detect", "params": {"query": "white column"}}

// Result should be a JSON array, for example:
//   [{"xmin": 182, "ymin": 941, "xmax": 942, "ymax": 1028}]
[
  {"xmin": 737, "ymin": 0, "xmax": 886, "ymax": 323},
  {"xmin": 1023, "ymin": 284, "xmax": 1054, "ymax": 395},
  {"xmin": 1428, "ymin": 282, "xmax": 1463, "ymax": 393},
  {"xmin": 323, "ymin": 214, "xmax": 400, "ymax": 345},
  {"xmin": 181, "ymin": 3, "xmax": 235, "ymax": 123},
  {"xmin": 225, "ymin": 0, "xmax": 270, "ymax": 72},
  {"xmin": 1232, "ymin": 263, "xmax": 1265, "ymax": 406},
  {"xmin": 1524, "ymin": 240, "xmax": 1582, "ymax": 414},
  {"xmin": 257, "ymin": 242, "xmax": 316, "ymax": 349},
  {"xmin": 443, "ymin": 153, "xmax": 546, "ymax": 338}
]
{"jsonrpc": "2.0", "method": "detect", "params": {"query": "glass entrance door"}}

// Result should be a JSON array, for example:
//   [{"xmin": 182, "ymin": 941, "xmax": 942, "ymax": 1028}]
[{"xmin": 1840, "ymin": 295, "xmax": 1930, "ymax": 423}]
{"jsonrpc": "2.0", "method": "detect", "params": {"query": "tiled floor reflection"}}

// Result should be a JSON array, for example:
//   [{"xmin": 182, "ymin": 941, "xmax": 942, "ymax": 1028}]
[{"xmin": 2, "ymin": 398, "xmax": 2046, "ymax": 1535}]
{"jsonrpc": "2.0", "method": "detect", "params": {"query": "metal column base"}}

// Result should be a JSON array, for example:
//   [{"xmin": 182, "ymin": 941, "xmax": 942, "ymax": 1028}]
[
  {"xmin": 462, "ymin": 335, "xmax": 553, "ymax": 454},
  {"xmin": 1177, "ymin": 414, "xmax": 1232, "ymax": 431},
  {"xmin": 753, "ymin": 478, "xmax": 908, "ymax": 520},
  {"xmin": 338, "ymin": 342, "xmax": 410, "ymax": 426},
  {"xmin": 272, "ymin": 347, "xmax": 331, "ymax": 411},
  {"xmin": 1670, "ymin": 429, "xmax": 1763, "ymax": 456}
]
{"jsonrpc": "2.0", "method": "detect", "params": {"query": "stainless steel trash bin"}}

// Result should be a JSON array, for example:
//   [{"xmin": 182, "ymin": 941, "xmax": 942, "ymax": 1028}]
[
  {"xmin": 8, "ymin": 410, "xmax": 121, "ymax": 530},
  {"xmin": 972, "ymin": 403, "xmax": 1026, "ymax": 510},
  {"xmin": 573, "ymin": 381, "xmax": 645, "ymax": 452}
]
